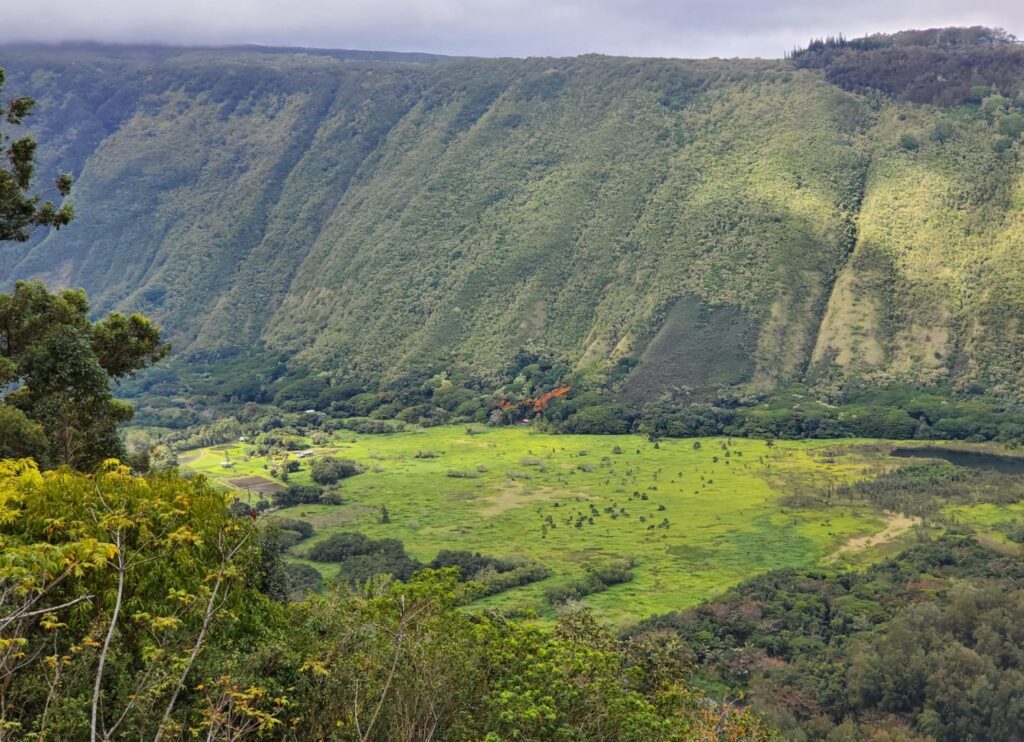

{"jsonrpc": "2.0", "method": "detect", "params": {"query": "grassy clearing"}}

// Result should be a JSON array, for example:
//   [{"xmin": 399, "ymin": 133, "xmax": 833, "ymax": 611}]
[
  {"xmin": 182, "ymin": 426, "xmax": 916, "ymax": 622},
  {"xmin": 942, "ymin": 500, "xmax": 1024, "ymax": 549}
]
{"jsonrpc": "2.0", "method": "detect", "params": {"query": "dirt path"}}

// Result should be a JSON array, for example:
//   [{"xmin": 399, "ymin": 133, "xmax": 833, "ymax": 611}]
[{"xmin": 831, "ymin": 512, "xmax": 921, "ymax": 560}]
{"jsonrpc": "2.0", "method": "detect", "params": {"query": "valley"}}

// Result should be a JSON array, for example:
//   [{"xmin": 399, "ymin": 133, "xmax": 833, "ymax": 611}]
[
  {"xmin": 181, "ymin": 427, "xmax": 1022, "ymax": 622},
  {"xmin": 4, "ymin": 26, "xmax": 1024, "ymax": 739}
]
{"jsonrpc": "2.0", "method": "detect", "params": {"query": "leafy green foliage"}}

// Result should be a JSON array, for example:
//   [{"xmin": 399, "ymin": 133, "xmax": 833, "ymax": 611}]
[
  {"xmin": 0, "ymin": 281, "xmax": 169, "ymax": 468},
  {"xmin": 0, "ymin": 459, "xmax": 259, "ymax": 738},
  {"xmin": 272, "ymin": 483, "xmax": 323, "ymax": 507},
  {"xmin": 639, "ymin": 385, "xmax": 1024, "ymax": 444},
  {"xmin": 545, "ymin": 559, "xmax": 635, "ymax": 605},
  {"xmin": 262, "ymin": 571, "xmax": 776, "ymax": 740},
  {"xmin": 269, "ymin": 517, "xmax": 314, "ymax": 540},
  {"xmin": 284, "ymin": 561, "xmax": 323, "ymax": 598},
  {"xmin": 0, "ymin": 461, "xmax": 775, "ymax": 739},
  {"xmin": 0, "ymin": 404, "xmax": 47, "ymax": 460},
  {"xmin": 306, "ymin": 531, "xmax": 422, "ymax": 583},
  {"xmin": 429, "ymin": 549, "xmax": 517, "ymax": 579}
]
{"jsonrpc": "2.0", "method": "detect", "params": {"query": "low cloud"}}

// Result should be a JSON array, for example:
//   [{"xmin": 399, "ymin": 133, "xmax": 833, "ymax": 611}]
[{"xmin": 1, "ymin": 0, "xmax": 1021, "ymax": 58}]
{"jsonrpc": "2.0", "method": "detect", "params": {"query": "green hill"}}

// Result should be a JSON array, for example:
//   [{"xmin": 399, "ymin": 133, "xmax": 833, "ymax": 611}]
[{"xmin": 2, "ymin": 32, "xmax": 1023, "ymax": 400}]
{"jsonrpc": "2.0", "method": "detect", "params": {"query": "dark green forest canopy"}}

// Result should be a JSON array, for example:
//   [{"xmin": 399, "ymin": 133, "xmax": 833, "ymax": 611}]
[
  {"xmin": 630, "ymin": 535, "xmax": 1024, "ymax": 740},
  {"xmin": 790, "ymin": 27, "xmax": 1024, "ymax": 105}
]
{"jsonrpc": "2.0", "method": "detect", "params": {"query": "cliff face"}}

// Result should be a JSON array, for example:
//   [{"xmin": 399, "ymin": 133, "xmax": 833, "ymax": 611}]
[{"xmin": 2, "ymin": 40, "xmax": 1023, "ymax": 396}]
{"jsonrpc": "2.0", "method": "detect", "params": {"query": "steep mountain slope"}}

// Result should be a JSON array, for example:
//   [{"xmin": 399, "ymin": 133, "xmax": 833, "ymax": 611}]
[
  {"xmin": 812, "ymin": 107, "xmax": 1024, "ymax": 395},
  {"xmin": 1, "ymin": 36, "xmax": 1023, "ymax": 399}
]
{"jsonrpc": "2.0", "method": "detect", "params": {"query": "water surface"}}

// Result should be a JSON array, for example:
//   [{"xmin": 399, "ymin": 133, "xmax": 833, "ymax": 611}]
[{"xmin": 890, "ymin": 446, "xmax": 1024, "ymax": 475}]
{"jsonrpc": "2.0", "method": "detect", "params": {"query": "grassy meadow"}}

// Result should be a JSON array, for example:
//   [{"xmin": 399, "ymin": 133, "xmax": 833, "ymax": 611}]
[{"xmin": 181, "ymin": 426, "xmax": 933, "ymax": 622}]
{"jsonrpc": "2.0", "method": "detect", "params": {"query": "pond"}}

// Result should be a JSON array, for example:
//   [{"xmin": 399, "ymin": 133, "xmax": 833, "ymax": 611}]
[{"xmin": 890, "ymin": 446, "xmax": 1024, "ymax": 475}]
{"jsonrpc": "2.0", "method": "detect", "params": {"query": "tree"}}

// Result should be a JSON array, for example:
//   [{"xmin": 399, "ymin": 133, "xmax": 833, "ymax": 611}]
[
  {"xmin": 997, "ymin": 112, "xmax": 1024, "ymax": 138},
  {"xmin": 0, "ymin": 281, "xmax": 169, "ymax": 468},
  {"xmin": 0, "ymin": 405, "xmax": 47, "ymax": 461},
  {"xmin": 0, "ymin": 68, "xmax": 73, "ymax": 241}
]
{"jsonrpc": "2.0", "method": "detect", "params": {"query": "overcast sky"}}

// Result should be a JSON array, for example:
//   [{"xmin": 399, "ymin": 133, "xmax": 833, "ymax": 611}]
[{"xmin": 2, "ymin": 0, "xmax": 1021, "ymax": 59}]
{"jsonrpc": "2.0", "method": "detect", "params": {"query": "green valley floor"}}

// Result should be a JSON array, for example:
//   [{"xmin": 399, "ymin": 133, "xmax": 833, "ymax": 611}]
[{"xmin": 181, "ymin": 427, "xmax": 1009, "ymax": 622}]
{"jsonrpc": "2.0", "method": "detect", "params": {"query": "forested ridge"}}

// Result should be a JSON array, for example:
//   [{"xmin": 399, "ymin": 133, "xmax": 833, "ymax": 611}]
[{"xmin": 2, "ymin": 29, "xmax": 1023, "ymax": 413}]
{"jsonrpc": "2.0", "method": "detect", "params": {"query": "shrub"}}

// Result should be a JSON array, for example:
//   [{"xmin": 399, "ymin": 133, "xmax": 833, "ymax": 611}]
[
  {"xmin": 430, "ymin": 550, "xmax": 518, "ymax": 580},
  {"xmin": 997, "ymin": 112, "xmax": 1024, "ymax": 138},
  {"xmin": 336, "ymin": 551, "xmax": 422, "ymax": 583},
  {"xmin": 273, "ymin": 377, "xmax": 330, "ymax": 411},
  {"xmin": 899, "ymin": 132, "xmax": 920, "ymax": 151},
  {"xmin": 277, "ymin": 529, "xmax": 305, "ymax": 551},
  {"xmin": 545, "ymin": 559, "xmax": 635, "ymax": 605},
  {"xmin": 307, "ymin": 532, "xmax": 373, "ymax": 562},
  {"xmin": 931, "ymin": 119, "xmax": 955, "ymax": 143},
  {"xmin": 348, "ymin": 392, "xmax": 382, "ymax": 416},
  {"xmin": 472, "ymin": 561, "xmax": 552, "ymax": 596},
  {"xmin": 311, "ymin": 457, "xmax": 362, "ymax": 485},
  {"xmin": 229, "ymin": 499, "xmax": 254, "ymax": 517},
  {"xmin": 338, "ymin": 417, "xmax": 405, "ymax": 434},
  {"xmin": 320, "ymin": 489, "xmax": 345, "ymax": 505},
  {"xmin": 397, "ymin": 404, "xmax": 432, "ymax": 423},
  {"xmin": 271, "ymin": 518, "xmax": 314, "ymax": 539},
  {"xmin": 307, "ymin": 532, "xmax": 425, "ymax": 582},
  {"xmin": 565, "ymin": 405, "xmax": 632, "ymax": 434},
  {"xmin": 274, "ymin": 484, "xmax": 324, "ymax": 507},
  {"xmin": 1003, "ymin": 521, "xmax": 1024, "ymax": 544},
  {"xmin": 284, "ymin": 563, "xmax": 323, "ymax": 598}
]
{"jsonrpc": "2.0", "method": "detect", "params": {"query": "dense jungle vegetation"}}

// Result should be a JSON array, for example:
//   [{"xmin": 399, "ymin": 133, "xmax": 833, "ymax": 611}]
[{"xmin": 631, "ymin": 534, "xmax": 1024, "ymax": 741}]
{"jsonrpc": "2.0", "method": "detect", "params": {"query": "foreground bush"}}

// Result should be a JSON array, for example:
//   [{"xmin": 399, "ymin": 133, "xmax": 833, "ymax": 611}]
[
  {"xmin": 0, "ymin": 461, "xmax": 775, "ymax": 740},
  {"xmin": 0, "ymin": 459, "xmax": 259, "ymax": 739}
]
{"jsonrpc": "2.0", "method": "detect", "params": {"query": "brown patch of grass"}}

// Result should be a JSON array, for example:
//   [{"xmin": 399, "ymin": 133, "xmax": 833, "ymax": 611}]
[{"xmin": 830, "ymin": 512, "xmax": 920, "ymax": 559}]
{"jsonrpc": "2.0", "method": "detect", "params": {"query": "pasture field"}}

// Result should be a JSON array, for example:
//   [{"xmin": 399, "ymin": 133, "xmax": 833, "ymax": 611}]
[{"xmin": 180, "ymin": 426, "xmax": 939, "ymax": 622}]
